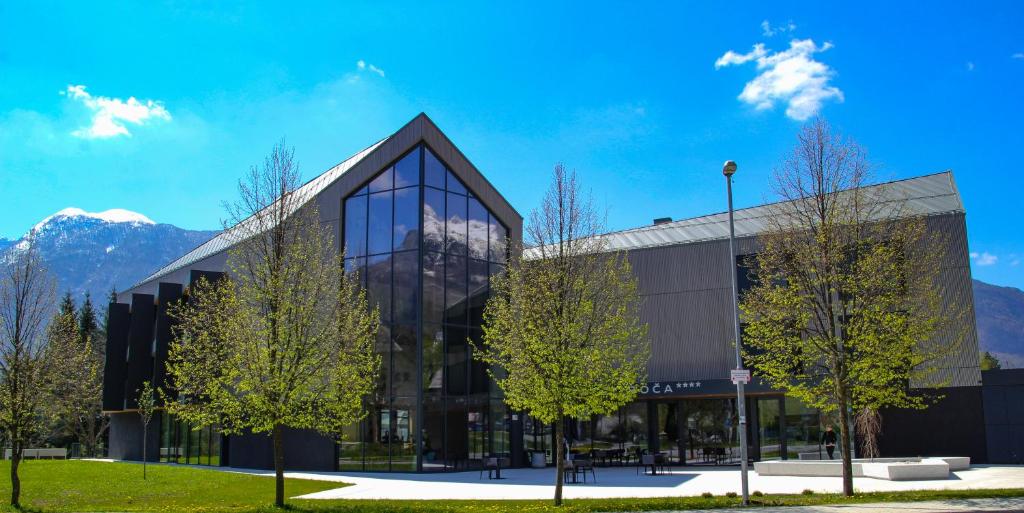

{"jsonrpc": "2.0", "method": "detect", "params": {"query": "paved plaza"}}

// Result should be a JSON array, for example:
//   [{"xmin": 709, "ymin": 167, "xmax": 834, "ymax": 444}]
[{"xmin": 224, "ymin": 464, "xmax": 1024, "ymax": 501}]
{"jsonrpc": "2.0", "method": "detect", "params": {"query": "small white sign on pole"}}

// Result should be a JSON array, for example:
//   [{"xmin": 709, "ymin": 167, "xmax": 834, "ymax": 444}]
[{"xmin": 730, "ymin": 369, "xmax": 751, "ymax": 385}]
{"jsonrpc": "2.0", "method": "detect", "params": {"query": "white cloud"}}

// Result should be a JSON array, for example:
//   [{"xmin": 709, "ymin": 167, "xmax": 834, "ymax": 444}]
[
  {"xmin": 971, "ymin": 251, "xmax": 998, "ymax": 266},
  {"xmin": 356, "ymin": 59, "xmax": 385, "ymax": 77},
  {"xmin": 1012, "ymin": 53, "xmax": 1024, "ymax": 60},
  {"xmin": 62, "ymin": 85, "xmax": 171, "ymax": 139},
  {"xmin": 967, "ymin": 61, "xmax": 975, "ymax": 71},
  {"xmin": 761, "ymin": 20, "xmax": 797, "ymax": 37},
  {"xmin": 715, "ymin": 38, "xmax": 843, "ymax": 121}
]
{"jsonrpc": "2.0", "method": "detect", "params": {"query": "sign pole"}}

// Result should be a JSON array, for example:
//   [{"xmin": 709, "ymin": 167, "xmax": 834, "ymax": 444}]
[{"xmin": 723, "ymin": 161, "xmax": 750, "ymax": 506}]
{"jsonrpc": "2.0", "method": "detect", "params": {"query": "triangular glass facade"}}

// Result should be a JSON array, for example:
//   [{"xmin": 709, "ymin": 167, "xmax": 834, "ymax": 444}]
[{"xmin": 341, "ymin": 144, "xmax": 508, "ymax": 471}]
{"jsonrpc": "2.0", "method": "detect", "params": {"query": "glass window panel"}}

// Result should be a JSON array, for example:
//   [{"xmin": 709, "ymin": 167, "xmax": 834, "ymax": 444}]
[
  {"xmin": 422, "ymin": 251, "xmax": 445, "ymax": 325},
  {"xmin": 209, "ymin": 428, "xmax": 220, "ymax": 466},
  {"xmin": 344, "ymin": 257, "xmax": 366, "ymax": 289},
  {"xmin": 784, "ymin": 396, "xmax": 820, "ymax": 459},
  {"xmin": 468, "ymin": 398, "xmax": 489, "ymax": 464},
  {"xmin": 391, "ymin": 325, "xmax": 417, "ymax": 398},
  {"xmin": 568, "ymin": 417, "xmax": 594, "ymax": 454},
  {"xmin": 369, "ymin": 167, "xmax": 393, "ymax": 192},
  {"xmin": 445, "ymin": 325, "xmax": 468, "ymax": 396},
  {"xmin": 393, "ymin": 187, "xmax": 419, "ymax": 251},
  {"xmin": 623, "ymin": 402, "xmax": 649, "ymax": 457},
  {"xmin": 657, "ymin": 403, "xmax": 683, "ymax": 464},
  {"xmin": 593, "ymin": 409, "xmax": 622, "ymax": 450},
  {"xmin": 374, "ymin": 325, "xmax": 391, "ymax": 399},
  {"xmin": 368, "ymin": 191, "xmax": 392, "ymax": 255},
  {"xmin": 391, "ymin": 397, "xmax": 417, "ymax": 471},
  {"xmin": 490, "ymin": 400, "xmax": 510, "ymax": 456},
  {"xmin": 757, "ymin": 398, "xmax": 782, "ymax": 461},
  {"xmin": 424, "ymin": 148, "xmax": 446, "ymax": 189},
  {"xmin": 354, "ymin": 184, "xmax": 369, "ymax": 196},
  {"xmin": 338, "ymin": 422, "xmax": 363, "ymax": 471},
  {"xmin": 446, "ymin": 192, "xmax": 467, "ymax": 255},
  {"xmin": 423, "ymin": 187, "xmax": 446, "ymax": 253},
  {"xmin": 343, "ymin": 195, "xmax": 367, "ymax": 257},
  {"xmin": 446, "ymin": 169, "xmax": 467, "ymax": 195},
  {"xmin": 488, "ymin": 215, "xmax": 507, "ymax": 263},
  {"xmin": 392, "ymin": 251, "xmax": 418, "ymax": 325},
  {"xmin": 394, "ymin": 147, "xmax": 421, "ymax": 188},
  {"xmin": 363, "ymin": 400, "xmax": 390, "ymax": 471},
  {"xmin": 468, "ymin": 259, "xmax": 488, "ymax": 328},
  {"xmin": 468, "ymin": 198, "xmax": 488, "ymax": 259},
  {"xmin": 469, "ymin": 328, "xmax": 489, "ymax": 395},
  {"xmin": 445, "ymin": 396, "xmax": 468, "ymax": 471},
  {"xmin": 367, "ymin": 254, "xmax": 391, "ymax": 324},
  {"xmin": 423, "ymin": 324, "xmax": 444, "ymax": 397},
  {"xmin": 445, "ymin": 254, "xmax": 467, "ymax": 326},
  {"xmin": 421, "ymin": 396, "xmax": 446, "ymax": 471}
]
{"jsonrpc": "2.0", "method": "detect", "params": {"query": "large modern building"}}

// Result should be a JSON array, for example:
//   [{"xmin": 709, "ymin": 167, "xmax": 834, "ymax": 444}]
[{"xmin": 102, "ymin": 114, "xmax": 989, "ymax": 471}]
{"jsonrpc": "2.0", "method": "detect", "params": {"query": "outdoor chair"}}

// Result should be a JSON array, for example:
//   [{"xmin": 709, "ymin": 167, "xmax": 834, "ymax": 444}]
[
  {"xmin": 479, "ymin": 456, "xmax": 509, "ymax": 480},
  {"xmin": 572, "ymin": 457, "xmax": 596, "ymax": 483}
]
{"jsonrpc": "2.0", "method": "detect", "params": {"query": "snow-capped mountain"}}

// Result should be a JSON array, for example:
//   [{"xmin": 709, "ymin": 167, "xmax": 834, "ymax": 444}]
[{"xmin": 1, "ymin": 208, "xmax": 218, "ymax": 302}]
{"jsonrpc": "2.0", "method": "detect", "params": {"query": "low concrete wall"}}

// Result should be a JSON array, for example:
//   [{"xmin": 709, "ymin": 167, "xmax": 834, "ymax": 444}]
[{"xmin": 754, "ymin": 456, "xmax": 969, "ymax": 481}]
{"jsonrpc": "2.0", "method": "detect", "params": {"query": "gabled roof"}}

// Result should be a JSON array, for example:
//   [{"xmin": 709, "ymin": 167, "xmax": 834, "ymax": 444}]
[
  {"xmin": 598, "ymin": 171, "xmax": 963, "ymax": 252},
  {"xmin": 523, "ymin": 171, "xmax": 964, "ymax": 258},
  {"xmin": 133, "ymin": 114, "xmax": 523, "ymax": 291}
]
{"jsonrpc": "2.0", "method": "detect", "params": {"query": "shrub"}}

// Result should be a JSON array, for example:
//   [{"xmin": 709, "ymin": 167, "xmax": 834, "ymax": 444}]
[
  {"xmin": 802, "ymin": 489, "xmax": 815, "ymax": 495},
  {"xmin": 753, "ymin": 490, "xmax": 764, "ymax": 497},
  {"xmin": 701, "ymin": 492, "xmax": 714, "ymax": 498}
]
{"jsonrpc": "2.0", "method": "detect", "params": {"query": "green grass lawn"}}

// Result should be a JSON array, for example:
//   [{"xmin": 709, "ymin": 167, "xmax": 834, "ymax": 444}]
[
  {"xmin": 0, "ymin": 460, "xmax": 342, "ymax": 512},
  {"xmin": 0, "ymin": 460, "xmax": 1022, "ymax": 513}
]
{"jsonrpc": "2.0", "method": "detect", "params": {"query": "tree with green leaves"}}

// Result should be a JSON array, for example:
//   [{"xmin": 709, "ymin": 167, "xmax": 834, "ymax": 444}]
[
  {"xmin": 475, "ymin": 164, "xmax": 649, "ymax": 506},
  {"xmin": 739, "ymin": 118, "xmax": 965, "ymax": 496},
  {"xmin": 979, "ymin": 351, "xmax": 1001, "ymax": 371},
  {"xmin": 45, "ymin": 291, "xmax": 108, "ymax": 458},
  {"xmin": 166, "ymin": 141, "xmax": 380, "ymax": 508},
  {"xmin": 137, "ymin": 380, "xmax": 156, "ymax": 479},
  {"xmin": 0, "ymin": 234, "xmax": 59, "ymax": 507}
]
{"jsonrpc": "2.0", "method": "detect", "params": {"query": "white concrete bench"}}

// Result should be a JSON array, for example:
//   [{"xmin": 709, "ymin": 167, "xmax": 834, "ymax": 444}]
[
  {"xmin": 753, "ymin": 456, "xmax": 971, "ymax": 481},
  {"xmin": 4, "ymin": 448, "xmax": 67, "ymax": 459}
]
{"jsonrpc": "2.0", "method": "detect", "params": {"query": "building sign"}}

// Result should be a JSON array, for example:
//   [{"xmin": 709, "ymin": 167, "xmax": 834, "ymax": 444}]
[
  {"xmin": 637, "ymin": 377, "xmax": 775, "ymax": 398},
  {"xmin": 730, "ymin": 369, "xmax": 752, "ymax": 384},
  {"xmin": 638, "ymin": 381, "xmax": 703, "ymax": 396}
]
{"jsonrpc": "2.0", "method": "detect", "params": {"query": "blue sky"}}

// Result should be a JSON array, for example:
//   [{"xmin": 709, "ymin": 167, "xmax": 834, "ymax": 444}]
[{"xmin": 1, "ymin": 2, "xmax": 1023, "ymax": 287}]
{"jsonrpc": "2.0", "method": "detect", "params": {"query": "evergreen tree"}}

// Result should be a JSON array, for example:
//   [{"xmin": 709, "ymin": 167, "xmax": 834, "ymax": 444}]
[{"xmin": 78, "ymin": 292, "xmax": 99, "ymax": 346}]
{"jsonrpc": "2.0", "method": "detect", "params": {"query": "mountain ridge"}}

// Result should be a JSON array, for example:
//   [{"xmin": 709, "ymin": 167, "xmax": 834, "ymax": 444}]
[{"xmin": 1, "ymin": 209, "xmax": 218, "ymax": 302}]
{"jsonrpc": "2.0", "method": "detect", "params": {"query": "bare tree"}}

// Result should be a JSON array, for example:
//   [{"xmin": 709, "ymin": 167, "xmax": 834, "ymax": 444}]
[{"xmin": 0, "ymin": 234, "xmax": 58, "ymax": 507}]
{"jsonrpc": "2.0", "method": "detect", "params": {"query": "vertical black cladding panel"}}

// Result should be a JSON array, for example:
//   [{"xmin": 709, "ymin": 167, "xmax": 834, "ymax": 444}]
[
  {"xmin": 123, "ymin": 294, "xmax": 156, "ymax": 409},
  {"xmin": 153, "ymin": 283, "xmax": 183, "ymax": 399},
  {"xmin": 101, "ymin": 302, "xmax": 131, "ymax": 411},
  {"xmin": 190, "ymin": 270, "xmax": 225, "ymax": 287}
]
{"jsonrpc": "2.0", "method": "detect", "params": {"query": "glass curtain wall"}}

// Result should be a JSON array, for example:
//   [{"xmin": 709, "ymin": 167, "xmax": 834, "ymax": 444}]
[
  {"xmin": 158, "ymin": 412, "xmax": 221, "ymax": 466},
  {"xmin": 342, "ymin": 144, "xmax": 508, "ymax": 471}
]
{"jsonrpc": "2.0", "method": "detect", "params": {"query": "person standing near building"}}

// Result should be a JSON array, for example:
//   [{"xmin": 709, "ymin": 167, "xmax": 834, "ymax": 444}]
[{"xmin": 821, "ymin": 425, "xmax": 838, "ymax": 460}]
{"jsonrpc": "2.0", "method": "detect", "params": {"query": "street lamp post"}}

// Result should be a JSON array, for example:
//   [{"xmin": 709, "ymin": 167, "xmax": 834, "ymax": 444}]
[{"xmin": 723, "ymin": 160, "xmax": 750, "ymax": 506}]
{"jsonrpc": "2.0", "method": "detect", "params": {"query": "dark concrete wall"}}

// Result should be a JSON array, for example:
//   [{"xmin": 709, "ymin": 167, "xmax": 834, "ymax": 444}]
[
  {"xmin": 877, "ymin": 386, "xmax": 988, "ymax": 462},
  {"xmin": 227, "ymin": 428, "xmax": 336, "ymax": 471},
  {"xmin": 109, "ymin": 411, "xmax": 161, "ymax": 462},
  {"xmin": 982, "ymin": 369, "xmax": 1024, "ymax": 464}
]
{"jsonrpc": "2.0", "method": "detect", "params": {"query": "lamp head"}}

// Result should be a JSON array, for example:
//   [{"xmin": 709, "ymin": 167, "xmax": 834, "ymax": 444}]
[{"xmin": 722, "ymin": 160, "xmax": 738, "ymax": 177}]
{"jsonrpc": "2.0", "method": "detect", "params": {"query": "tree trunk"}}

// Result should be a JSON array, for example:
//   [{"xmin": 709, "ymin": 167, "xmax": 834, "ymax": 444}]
[
  {"xmin": 273, "ymin": 423, "xmax": 285, "ymax": 508},
  {"xmin": 837, "ymin": 387, "xmax": 854, "ymax": 496},
  {"xmin": 554, "ymin": 416, "xmax": 564, "ymax": 506},
  {"xmin": 143, "ymin": 424, "xmax": 148, "ymax": 480},
  {"xmin": 10, "ymin": 444, "xmax": 21, "ymax": 508}
]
